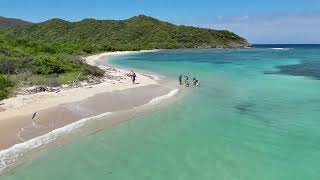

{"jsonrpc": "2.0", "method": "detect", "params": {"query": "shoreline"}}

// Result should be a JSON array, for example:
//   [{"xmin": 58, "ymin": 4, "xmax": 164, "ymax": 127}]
[
  {"xmin": 0, "ymin": 50, "xmax": 159, "ymax": 121},
  {"xmin": 0, "ymin": 85, "xmax": 180, "ymax": 174},
  {"xmin": 84, "ymin": 50, "xmax": 159, "ymax": 66},
  {"xmin": 0, "ymin": 50, "xmax": 180, "ymax": 173}
]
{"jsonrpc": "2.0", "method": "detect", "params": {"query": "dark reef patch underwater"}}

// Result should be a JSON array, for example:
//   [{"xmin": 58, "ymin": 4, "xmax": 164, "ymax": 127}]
[{"xmin": 267, "ymin": 61, "xmax": 320, "ymax": 80}]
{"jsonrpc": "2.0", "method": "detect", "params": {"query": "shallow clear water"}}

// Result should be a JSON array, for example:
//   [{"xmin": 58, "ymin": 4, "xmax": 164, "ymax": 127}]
[{"xmin": 2, "ymin": 46, "xmax": 320, "ymax": 179}]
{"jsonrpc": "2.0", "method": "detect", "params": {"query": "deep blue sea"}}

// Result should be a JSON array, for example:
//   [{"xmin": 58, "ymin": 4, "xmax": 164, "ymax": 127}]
[{"xmin": 2, "ymin": 45, "xmax": 320, "ymax": 180}]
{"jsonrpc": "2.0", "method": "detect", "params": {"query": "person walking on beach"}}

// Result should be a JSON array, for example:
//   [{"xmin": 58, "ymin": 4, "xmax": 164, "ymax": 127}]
[
  {"xmin": 129, "ymin": 70, "xmax": 134, "ymax": 77},
  {"xmin": 132, "ymin": 72, "xmax": 137, "ymax": 84},
  {"xmin": 179, "ymin": 74, "xmax": 183, "ymax": 85}
]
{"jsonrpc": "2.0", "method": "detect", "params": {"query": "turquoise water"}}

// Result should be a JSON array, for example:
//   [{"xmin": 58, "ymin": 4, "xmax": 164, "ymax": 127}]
[{"xmin": 2, "ymin": 46, "xmax": 320, "ymax": 179}]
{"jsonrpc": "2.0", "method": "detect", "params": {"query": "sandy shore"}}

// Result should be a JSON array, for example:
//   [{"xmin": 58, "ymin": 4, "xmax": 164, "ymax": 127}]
[
  {"xmin": 0, "ymin": 50, "xmax": 158, "ymax": 121},
  {"xmin": 0, "ymin": 85, "xmax": 173, "ymax": 148},
  {"xmin": 0, "ymin": 50, "xmax": 174, "ymax": 150},
  {"xmin": 85, "ymin": 50, "xmax": 158, "ymax": 66}
]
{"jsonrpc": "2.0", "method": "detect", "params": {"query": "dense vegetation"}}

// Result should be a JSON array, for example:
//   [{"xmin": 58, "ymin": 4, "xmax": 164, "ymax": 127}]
[
  {"xmin": 0, "ymin": 75, "xmax": 14, "ymax": 100},
  {"xmin": 0, "ymin": 15, "xmax": 249, "ymax": 100}
]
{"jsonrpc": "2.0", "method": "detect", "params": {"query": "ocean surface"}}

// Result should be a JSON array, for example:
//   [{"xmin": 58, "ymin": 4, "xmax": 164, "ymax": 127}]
[{"xmin": 2, "ymin": 45, "xmax": 320, "ymax": 179}]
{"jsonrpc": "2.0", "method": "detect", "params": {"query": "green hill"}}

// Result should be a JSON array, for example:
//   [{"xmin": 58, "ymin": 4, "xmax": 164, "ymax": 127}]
[
  {"xmin": 0, "ymin": 15, "xmax": 249, "ymax": 100},
  {"xmin": 0, "ymin": 16, "xmax": 33, "ymax": 28},
  {"xmin": 2, "ymin": 15, "xmax": 249, "ymax": 52}
]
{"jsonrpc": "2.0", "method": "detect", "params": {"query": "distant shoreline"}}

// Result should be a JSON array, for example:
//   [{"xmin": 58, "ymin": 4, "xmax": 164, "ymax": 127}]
[{"xmin": 84, "ymin": 50, "xmax": 159, "ymax": 66}]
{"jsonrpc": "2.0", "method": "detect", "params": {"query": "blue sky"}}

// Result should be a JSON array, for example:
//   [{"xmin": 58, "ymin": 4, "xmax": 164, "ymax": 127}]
[{"xmin": 1, "ymin": 0, "xmax": 320, "ymax": 44}]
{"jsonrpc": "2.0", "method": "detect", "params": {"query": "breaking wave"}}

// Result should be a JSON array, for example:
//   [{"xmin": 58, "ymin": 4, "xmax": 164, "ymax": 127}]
[
  {"xmin": 270, "ymin": 48, "xmax": 291, "ymax": 50},
  {"xmin": 0, "ymin": 112, "xmax": 112, "ymax": 173},
  {"xmin": 0, "ymin": 88, "xmax": 179, "ymax": 173},
  {"xmin": 147, "ymin": 89, "xmax": 179, "ymax": 105}
]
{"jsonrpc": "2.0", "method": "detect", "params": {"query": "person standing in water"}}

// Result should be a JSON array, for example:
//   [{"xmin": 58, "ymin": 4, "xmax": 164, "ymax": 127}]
[
  {"xmin": 185, "ymin": 79, "xmax": 190, "ymax": 87},
  {"xmin": 179, "ymin": 74, "xmax": 183, "ymax": 85},
  {"xmin": 196, "ymin": 80, "xmax": 200, "ymax": 87},
  {"xmin": 184, "ymin": 76, "xmax": 189, "ymax": 84},
  {"xmin": 193, "ymin": 77, "xmax": 197, "ymax": 85},
  {"xmin": 185, "ymin": 76, "xmax": 189, "ymax": 87}
]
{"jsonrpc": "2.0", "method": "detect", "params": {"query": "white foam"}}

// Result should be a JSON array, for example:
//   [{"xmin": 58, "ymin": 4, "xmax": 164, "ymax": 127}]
[
  {"xmin": 270, "ymin": 48, "xmax": 291, "ymax": 50},
  {"xmin": 147, "ymin": 89, "xmax": 179, "ymax": 105},
  {"xmin": 148, "ymin": 74, "xmax": 161, "ymax": 81},
  {"xmin": 0, "ymin": 112, "xmax": 112, "ymax": 173},
  {"xmin": 0, "ymin": 89, "xmax": 179, "ymax": 173},
  {"xmin": 140, "ymin": 72, "xmax": 163, "ymax": 81}
]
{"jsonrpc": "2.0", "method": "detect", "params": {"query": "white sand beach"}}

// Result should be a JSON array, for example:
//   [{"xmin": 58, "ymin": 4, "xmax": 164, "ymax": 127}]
[{"xmin": 0, "ymin": 50, "xmax": 158, "ymax": 121}]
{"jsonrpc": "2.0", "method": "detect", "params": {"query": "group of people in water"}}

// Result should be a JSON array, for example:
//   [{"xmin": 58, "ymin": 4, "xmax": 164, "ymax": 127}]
[{"xmin": 179, "ymin": 74, "xmax": 200, "ymax": 87}]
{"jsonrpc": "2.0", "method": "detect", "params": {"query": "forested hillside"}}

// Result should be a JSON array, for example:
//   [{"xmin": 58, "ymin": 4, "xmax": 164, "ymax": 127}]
[{"xmin": 0, "ymin": 16, "xmax": 32, "ymax": 28}]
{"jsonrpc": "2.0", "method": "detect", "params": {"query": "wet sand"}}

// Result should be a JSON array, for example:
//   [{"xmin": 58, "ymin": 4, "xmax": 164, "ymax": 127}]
[{"xmin": 0, "ymin": 85, "xmax": 172, "ymax": 150}]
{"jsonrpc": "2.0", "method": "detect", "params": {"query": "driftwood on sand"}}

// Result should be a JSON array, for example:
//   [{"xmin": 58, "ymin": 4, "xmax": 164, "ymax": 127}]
[{"xmin": 21, "ymin": 86, "xmax": 61, "ymax": 95}]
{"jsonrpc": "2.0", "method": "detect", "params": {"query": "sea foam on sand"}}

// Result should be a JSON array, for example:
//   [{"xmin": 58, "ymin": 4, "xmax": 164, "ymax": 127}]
[
  {"xmin": 0, "ymin": 112, "xmax": 112, "ymax": 173},
  {"xmin": 0, "ymin": 88, "xmax": 179, "ymax": 173},
  {"xmin": 0, "ymin": 50, "xmax": 177, "ymax": 174},
  {"xmin": 148, "ymin": 89, "xmax": 179, "ymax": 105}
]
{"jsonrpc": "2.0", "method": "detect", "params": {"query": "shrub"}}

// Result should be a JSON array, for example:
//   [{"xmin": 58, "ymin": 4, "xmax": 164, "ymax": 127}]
[
  {"xmin": 83, "ymin": 64, "xmax": 104, "ymax": 77},
  {"xmin": 0, "ymin": 75, "xmax": 14, "ymax": 100},
  {"xmin": 31, "ymin": 55, "xmax": 77, "ymax": 75},
  {"xmin": 29, "ymin": 74, "xmax": 59, "ymax": 87},
  {"xmin": 58, "ymin": 72, "xmax": 85, "ymax": 85},
  {"xmin": 0, "ymin": 57, "xmax": 32, "ymax": 75}
]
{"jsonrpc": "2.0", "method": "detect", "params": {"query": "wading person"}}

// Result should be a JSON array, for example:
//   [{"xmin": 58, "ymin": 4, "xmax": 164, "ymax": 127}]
[
  {"xmin": 184, "ymin": 75, "xmax": 189, "ymax": 85},
  {"xmin": 193, "ymin": 77, "xmax": 197, "ymax": 86},
  {"xmin": 196, "ymin": 80, "xmax": 200, "ymax": 87},
  {"xmin": 185, "ymin": 79, "xmax": 190, "ymax": 87},
  {"xmin": 179, "ymin": 74, "xmax": 183, "ymax": 85}
]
